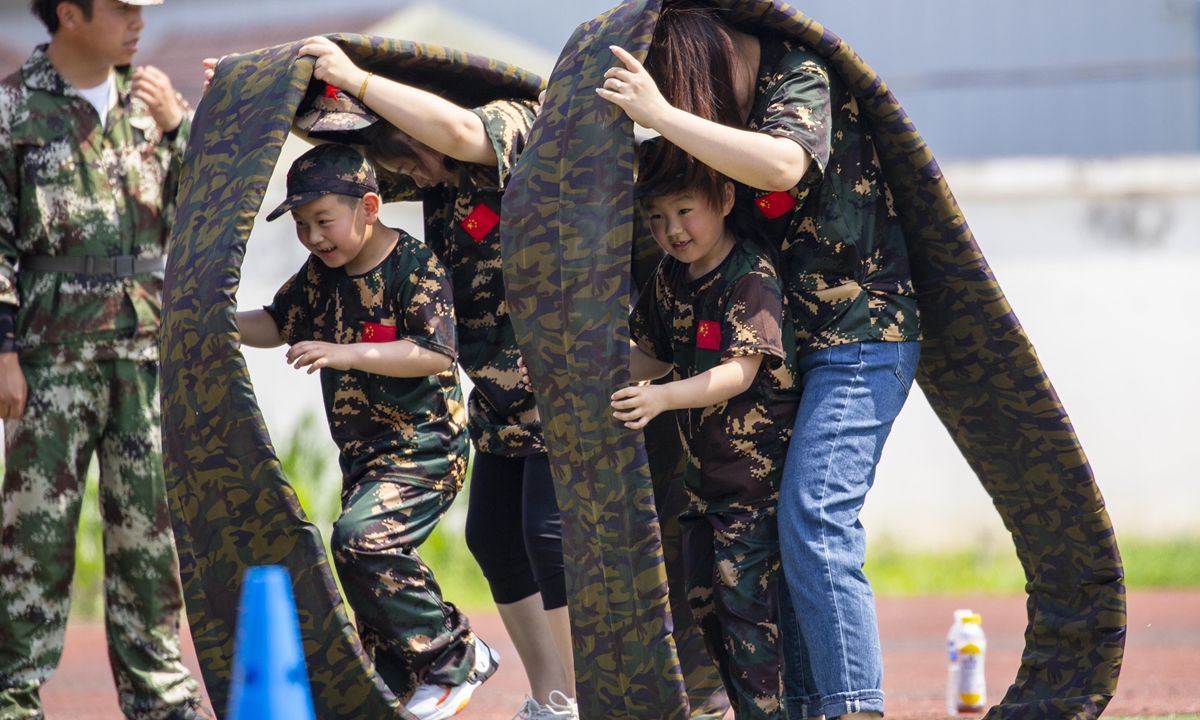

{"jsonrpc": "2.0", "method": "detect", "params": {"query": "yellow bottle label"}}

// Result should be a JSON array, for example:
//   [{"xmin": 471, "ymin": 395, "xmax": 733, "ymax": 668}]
[
  {"xmin": 960, "ymin": 693, "xmax": 982, "ymax": 705},
  {"xmin": 960, "ymin": 643, "xmax": 981, "ymax": 654}
]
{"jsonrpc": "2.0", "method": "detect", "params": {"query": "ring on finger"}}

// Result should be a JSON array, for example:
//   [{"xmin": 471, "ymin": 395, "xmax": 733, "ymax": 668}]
[{"xmin": 611, "ymin": 79, "xmax": 622, "ymax": 91}]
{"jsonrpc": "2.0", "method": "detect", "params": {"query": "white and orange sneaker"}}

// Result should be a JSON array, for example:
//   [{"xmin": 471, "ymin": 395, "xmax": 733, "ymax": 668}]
[{"xmin": 407, "ymin": 637, "xmax": 500, "ymax": 720}]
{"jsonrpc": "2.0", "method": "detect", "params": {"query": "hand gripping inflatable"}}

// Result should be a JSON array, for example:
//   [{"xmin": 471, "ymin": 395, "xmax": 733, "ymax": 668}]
[
  {"xmin": 160, "ymin": 34, "xmax": 542, "ymax": 719},
  {"xmin": 501, "ymin": 2, "xmax": 1126, "ymax": 719}
]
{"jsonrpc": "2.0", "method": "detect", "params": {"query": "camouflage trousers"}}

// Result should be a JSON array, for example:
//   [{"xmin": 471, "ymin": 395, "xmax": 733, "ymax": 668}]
[
  {"xmin": 682, "ymin": 506, "xmax": 784, "ymax": 720},
  {"xmin": 331, "ymin": 479, "xmax": 476, "ymax": 700},
  {"xmin": 0, "ymin": 359, "xmax": 200, "ymax": 720}
]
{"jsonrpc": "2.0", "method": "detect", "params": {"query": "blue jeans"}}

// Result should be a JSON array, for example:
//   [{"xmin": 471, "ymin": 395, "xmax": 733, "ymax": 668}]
[{"xmin": 778, "ymin": 340, "xmax": 921, "ymax": 719}]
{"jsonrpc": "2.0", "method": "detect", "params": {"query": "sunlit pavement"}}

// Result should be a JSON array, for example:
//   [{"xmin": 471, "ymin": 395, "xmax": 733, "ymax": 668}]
[{"xmin": 42, "ymin": 590, "xmax": 1199, "ymax": 719}]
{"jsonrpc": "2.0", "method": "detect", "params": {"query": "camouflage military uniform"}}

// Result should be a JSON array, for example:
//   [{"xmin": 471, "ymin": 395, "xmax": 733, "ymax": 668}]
[
  {"xmin": 630, "ymin": 240, "xmax": 799, "ymax": 719},
  {"xmin": 739, "ymin": 38, "xmax": 921, "ymax": 354},
  {"xmin": 0, "ymin": 47, "xmax": 200, "ymax": 720},
  {"xmin": 265, "ymin": 227, "xmax": 476, "ymax": 697},
  {"xmin": 384, "ymin": 98, "xmax": 544, "ymax": 458}
]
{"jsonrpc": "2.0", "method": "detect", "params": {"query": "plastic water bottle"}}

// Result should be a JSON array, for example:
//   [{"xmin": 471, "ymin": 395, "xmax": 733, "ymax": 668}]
[
  {"xmin": 945, "ymin": 609, "xmax": 973, "ymax": 716},
  {"xmin": 955, "ymin": 613, "xmax": 987, "ymax": 714}
]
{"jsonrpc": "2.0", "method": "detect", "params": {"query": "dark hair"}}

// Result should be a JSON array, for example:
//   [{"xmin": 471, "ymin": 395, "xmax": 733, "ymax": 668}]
[
  {"xmin": 636, "ymin": 140, "xmax": 781, "ymax": 269},
  {"xmin": 362, "ymin": 122, "xmax": 420, "ymax": 168},
  {"xmin": 636, "ymin": 138, "xmax": 731, "ymax": 213},
  {"xmin": 31, "ymin": 0, "xmax": 93, "ymax": 34},
  {"xmin": 642, "ymin": 3, "xmax": 745, "ymax": 211}
]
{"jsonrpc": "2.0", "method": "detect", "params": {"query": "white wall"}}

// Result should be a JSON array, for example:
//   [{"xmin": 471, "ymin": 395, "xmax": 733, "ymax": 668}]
[{"xmin": 864, "ymin": 156, "xmax": 1200, "ymax": 548}]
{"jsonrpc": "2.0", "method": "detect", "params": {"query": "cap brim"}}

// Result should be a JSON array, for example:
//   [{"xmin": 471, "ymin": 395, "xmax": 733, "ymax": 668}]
[
  {"xmin": 265, "ymin": 192, "xmax": 326, "ymax": 222},
  {"xmin": 119, "ymin": 0, "xmax": 165, "ymax": 4}
]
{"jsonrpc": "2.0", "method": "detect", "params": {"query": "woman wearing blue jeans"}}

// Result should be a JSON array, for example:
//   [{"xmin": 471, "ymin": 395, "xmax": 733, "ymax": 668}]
[{"xmin": 597, "ymin": 4, "xmax": 922, "ymax": 718}]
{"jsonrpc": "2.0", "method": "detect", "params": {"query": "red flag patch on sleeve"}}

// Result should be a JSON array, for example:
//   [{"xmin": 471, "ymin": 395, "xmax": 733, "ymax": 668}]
[
  {"xmin": 324, "ymin": 84, "xmax": 341, "ymax": 100},
  {"xmin": 756, "ymin": 190, "xmax": 797, "ymax": 220},
  {"xmin": 696, "ymin": 320, "xmax": 722, "ymax": 351},
  {"xmin": 363, "ymin": 322, "xmax": 397, "ymax": 343},
  {"xmin": 460, "ymin": 204, "xmax": 501, "ymax": 242}
]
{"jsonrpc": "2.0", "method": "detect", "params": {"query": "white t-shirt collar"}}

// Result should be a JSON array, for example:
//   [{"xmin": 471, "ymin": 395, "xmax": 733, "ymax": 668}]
[{"xmin": 77, "ymin": 72, "xmax": 116, "ymax": 130}]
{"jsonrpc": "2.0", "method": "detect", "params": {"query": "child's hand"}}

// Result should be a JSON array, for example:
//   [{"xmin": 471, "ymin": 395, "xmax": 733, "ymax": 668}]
[
  {"xmin": 595, "ymin": 46, "xmax": 673, "ymax": 130},
  {"xmin": 611, "ymin": 384, "xmax": 668, "ymax": 430},
  {"xmin": 286, "ymin": 341, "xmax": 357, "ymax": 374},
  {"xmin": 518, "ymin": 356, "xmax": 533, "ymax": 392},
  {"xmin": 298, "ymin": 36, "xmax": 368, "ymax": 96}
]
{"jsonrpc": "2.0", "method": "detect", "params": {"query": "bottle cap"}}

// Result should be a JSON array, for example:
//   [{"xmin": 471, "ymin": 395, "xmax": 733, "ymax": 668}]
[{"xmin": 963, "ymin": 613, "xmax": 982, "ymax": 624}]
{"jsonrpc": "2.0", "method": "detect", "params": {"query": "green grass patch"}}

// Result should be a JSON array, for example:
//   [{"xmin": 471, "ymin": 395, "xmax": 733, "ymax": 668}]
[
  {"xmin": 864, "ymin": 541, "xmax": 1027, "ymax": 596},
  {"xmin": 866, "ymin": 534, "xmax": 1200, "ymax": 596},
  {"xmin": 1119, "ymin": 536, "xmax": 1200, "ymax": 588},
  {"xmin": 38, "ymin": 412, "xmax": 1200, "ymax": 619}
]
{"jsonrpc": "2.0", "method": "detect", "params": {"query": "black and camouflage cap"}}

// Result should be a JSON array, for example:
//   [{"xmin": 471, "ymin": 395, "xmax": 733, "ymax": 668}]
[
  {"xmin": 266, "ymin": 144, "xmax": 379, "ymax": 222},
  {"xmin": 295, "ymin": 81, "xmax": 380, "ymax": 144}
]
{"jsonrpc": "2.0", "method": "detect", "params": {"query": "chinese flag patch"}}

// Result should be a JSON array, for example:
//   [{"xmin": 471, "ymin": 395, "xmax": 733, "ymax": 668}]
[
  {"xmin": 756, "ymin": 191, "xmax": 797, "ymax": 220},
  {"xmin": 324, "ymin": 84, "xmax": 341, "ymax": 100},
  {"xmin": 363, "ymin": 322, "xmax": 397, "ymax": 343},
  {"xmin": 696, "ymin": 320, "xmax": 722, "ymax": 351},
  {"xmin": 460, "ymin": 204, "xmax": 501, "ymax": 242}
]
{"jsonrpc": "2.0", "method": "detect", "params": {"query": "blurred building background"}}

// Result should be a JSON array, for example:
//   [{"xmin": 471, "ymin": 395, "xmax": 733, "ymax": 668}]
[{"xmin": 1, "ymin": 0, "xmax": 1197, "ymax": 550}]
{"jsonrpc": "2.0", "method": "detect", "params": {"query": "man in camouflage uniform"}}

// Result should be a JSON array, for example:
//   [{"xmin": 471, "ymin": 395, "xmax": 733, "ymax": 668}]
[{"xmin": 0, "ymin": 1, "xmax": 203, "ymax": 718}]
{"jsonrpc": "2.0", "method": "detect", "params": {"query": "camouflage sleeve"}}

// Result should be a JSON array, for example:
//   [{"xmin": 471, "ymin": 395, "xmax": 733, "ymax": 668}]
[
  {"xmin": 629, "ymin": 264, "xmax": 673, "ymax": 364},
  {"xmin": 720, "ymin": 270, "xmax": 787, "ymax": 366},
  {"xmin": 263, "ymin": 270, "xmax": 313, "ymax": 345},
  {"xmin": 469, "ymin": 98, "xmax": 539, "ymax": 190},
  {"xmin": 164, "ymin": 92, "xmax": 192, "ymax": 158},
  {"xmin": 160, "ymin": 99, "xmax": 192, "ymax": 245},
  {"xmin": 0, "ymin": 91, "xmax": 17, "ymax": 307},
  {"xmin": 759, "ymin": 51, "xmax": 833, "ymax": 181},
  {"xmin": 398, "ymin": 242, "xmax": 457, "ymax": 360}
]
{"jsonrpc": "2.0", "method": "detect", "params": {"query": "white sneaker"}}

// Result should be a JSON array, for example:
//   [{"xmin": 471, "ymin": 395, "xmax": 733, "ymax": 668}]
[
  {"xmin": 407, "ymin": 636, "xmax": 500, "ymax": 720},
  {"xmin": 543, "ymin": 691, "xmax": 579, "ymax": 719},
  {"xmin": 511, "ymin": 691, "xmax": 579, "ymax": 720}
]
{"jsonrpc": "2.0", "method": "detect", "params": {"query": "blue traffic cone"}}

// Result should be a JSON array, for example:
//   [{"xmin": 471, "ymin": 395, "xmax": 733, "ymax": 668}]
[{"xmin": 226, "ymin": 566, "xmax": 316, "ymax": 720}]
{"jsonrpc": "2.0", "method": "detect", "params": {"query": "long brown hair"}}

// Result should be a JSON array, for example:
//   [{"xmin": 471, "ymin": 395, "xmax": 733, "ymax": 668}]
[{"xmin": 642, "ymin": 3, "xmax": 745, "ymax": 208}]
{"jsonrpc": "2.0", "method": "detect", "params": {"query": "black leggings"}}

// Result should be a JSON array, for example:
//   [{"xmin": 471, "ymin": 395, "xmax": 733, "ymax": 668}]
[{"xmin": 464, "ymin": 452, "xmax": 567, "ymax": 610}]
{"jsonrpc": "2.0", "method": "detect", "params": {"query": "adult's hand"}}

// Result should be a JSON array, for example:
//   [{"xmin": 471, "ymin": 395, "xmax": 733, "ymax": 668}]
[
  {"xmin": 131, "ymin": 65, "xmax": 184, "ymax": 132},
  {"xmin": 596, "ymin": 46, "xmax": 674, "ymax": 130},
  {"xmin": 0, "ymin": 353, "xmax": 28, "ymax": 419},
  {"xmin": 298, "ymin": 36, "xmax": 368, "ymax": 94},
  {"xmin": 201, "ymin": 58, "xmax": 217, "ymax": 92}
]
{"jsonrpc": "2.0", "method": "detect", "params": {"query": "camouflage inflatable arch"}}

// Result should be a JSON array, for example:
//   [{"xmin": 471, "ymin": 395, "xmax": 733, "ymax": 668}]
[
  {"xmin": 501, "ymin": 1, "xmax": 1126, "ymax": 719},
  {"xmin": 160, "ymin": 35, "xmax": 545, "ymax": 719}
]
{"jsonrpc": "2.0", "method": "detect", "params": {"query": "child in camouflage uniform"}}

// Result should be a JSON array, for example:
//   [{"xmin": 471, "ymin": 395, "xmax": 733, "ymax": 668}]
[
  {"xmin": 0, "ymin": 1, "xmax": 204, "ymax": 718},
  {"xmin": 291, "ymin": 37, "xmax": 578, "ymax": 720},
  {"xmin": 613, "ymin": 140, "xmax": 799, "ymax": 720},
  {"xmin": 234, "ymin": 144, "xmax": 497, "ymax": 720}
]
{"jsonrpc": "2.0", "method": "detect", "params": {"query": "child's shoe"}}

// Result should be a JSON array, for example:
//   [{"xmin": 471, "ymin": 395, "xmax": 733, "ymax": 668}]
[{"xmin": 407, "ymin": 636, "xmax": 500, "ymax": 720}]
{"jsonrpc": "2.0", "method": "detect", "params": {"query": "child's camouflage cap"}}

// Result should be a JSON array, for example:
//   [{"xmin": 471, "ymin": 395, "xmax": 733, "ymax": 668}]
[{"xmin": 266, "ymin": 144, "xmax": 378, "ymax": 221}]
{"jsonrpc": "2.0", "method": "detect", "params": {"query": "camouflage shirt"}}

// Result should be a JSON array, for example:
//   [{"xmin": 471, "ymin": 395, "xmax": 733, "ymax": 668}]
[
  {"xmin": 384, "ymin": 98, "xmax": 544, "ymax": 457},
  {"xmin": 0, "ymin": 45, "xmax": 191, "ymax": 364},
  {"xmin": 739, "ymin": 37, "xmax": 921, "ymax": 355},
  {"xmin": 264, "ymin": 230, "xmax": 469, "ymax": 492},
  {"xmin": 630, "ymin": 241, "xmax": 800, "ymax": 514}
]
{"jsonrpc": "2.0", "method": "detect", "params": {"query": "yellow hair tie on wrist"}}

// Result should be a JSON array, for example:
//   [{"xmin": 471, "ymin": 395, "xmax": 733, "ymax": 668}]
[{"xmin": 358, "ymin": 72, "xmax": 373, "ymax": 102}]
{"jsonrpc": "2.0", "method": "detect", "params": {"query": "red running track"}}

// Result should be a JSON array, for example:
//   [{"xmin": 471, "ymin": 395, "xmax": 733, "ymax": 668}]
[{"xmin": 40, "ymin": 589, "xmax": 1200, "ymax": 719}]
